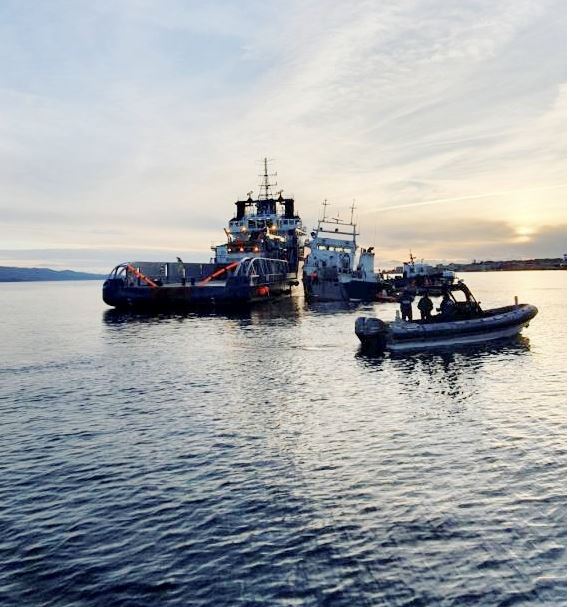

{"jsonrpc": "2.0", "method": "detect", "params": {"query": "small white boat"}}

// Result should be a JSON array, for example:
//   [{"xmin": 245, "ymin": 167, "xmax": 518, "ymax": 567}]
[
  {"xmin": 392, "ymin": 252, "xmax": 455, "ymax": 294},
  {"xmin": 355, "ymin": 282, "xmax": 538, "ymax": 351}
]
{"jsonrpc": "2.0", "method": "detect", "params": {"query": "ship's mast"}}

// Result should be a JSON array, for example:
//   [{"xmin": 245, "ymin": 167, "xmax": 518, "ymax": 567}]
[
  {"xmin": 350, "ymin": 200, "xmax": 356, "ymax": 225},
  {"xmin": 349, "ymin": 200, "xmax": 357, "ymax": 242},
  {"xmin": 258, "ymin": 157, "xmax": 277, "ymax": 201}
]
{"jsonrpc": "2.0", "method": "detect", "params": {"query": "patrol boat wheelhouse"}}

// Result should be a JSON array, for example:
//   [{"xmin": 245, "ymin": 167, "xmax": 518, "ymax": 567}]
[
  {"xmin": 103, "ymin": 160, "xmax": 306, "ymax": 309},
  {"xmin": 302, "ymin": 202, "xmax": 392, "ymax": 302}
]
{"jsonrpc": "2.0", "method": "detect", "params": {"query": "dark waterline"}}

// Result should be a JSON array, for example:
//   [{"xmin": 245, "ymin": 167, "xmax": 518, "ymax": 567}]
[{"xmin": 0, "ymin": 272, "xmax": 566, "ymax": 606}]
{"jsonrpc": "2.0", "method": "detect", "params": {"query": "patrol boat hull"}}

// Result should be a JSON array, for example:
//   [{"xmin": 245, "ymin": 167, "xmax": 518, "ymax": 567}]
[{"xmin": 355, "ymin": 303, "xmax": 538, "ymax": 352}]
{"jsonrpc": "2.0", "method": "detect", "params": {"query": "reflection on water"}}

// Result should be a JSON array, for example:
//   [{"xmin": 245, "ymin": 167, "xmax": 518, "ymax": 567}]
[
  {"xmin": 102, "ymin": 294, "xmax": 306, "ymax": 327},
  {"xmin": 303, "ymin": 300, "xmax": 359, "ymax": 315},
  {"xmin": 0, "ymin": 273, "xmax": 566, "ymax": 607},
  {"xmin": 356, "ymin": 336, "xmax": 532, "ymax": 404}
]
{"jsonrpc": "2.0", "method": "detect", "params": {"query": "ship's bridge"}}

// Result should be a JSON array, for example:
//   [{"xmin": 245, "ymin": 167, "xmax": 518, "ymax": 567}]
[
  {"xmin": 313, "ymin": 237, "xmax": 356, "ymax": 252},
  {"xmin": 228, "ymin": 215, "xmax": 301, "ymax": 234}
]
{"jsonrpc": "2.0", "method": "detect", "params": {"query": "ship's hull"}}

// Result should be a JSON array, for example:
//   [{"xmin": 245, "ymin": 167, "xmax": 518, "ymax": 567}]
[
  {"xmin": 355, "ymin": 304, "xmax": 538, "ymax": 351},
  {"xmin": 303, "ymin": 270, "xmax": 391, "ymax": 302},
  {"xmin": 303, "ymin": 271, "xmax": 346, "ymax": 302},
  {"xmin": 103, "ymin": 276, "xmax": 291, "ymax": 310}
]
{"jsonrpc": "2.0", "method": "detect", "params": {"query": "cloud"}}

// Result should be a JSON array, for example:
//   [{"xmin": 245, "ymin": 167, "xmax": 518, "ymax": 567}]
[
  {"xmin": 373, "ymin": 183, "xmax": 566, "ymax": 213},
  {"xmin": 362, "ymin": 217, "xmax": 567, "ymax": 267},
  {"xmin": 0, "ymin": 246, "xmax": 211, "ymax": 273},
  {"xmin": 0, "ymin": 0, "xmax": 565, "ymax": 271}
]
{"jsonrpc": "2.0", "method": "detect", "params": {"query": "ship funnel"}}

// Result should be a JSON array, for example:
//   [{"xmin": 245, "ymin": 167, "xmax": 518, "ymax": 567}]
[
  {"xmin": 236, "ymin": 200, "xmax": 246, "ymax": 220},
  {"xmin": 284, "ymin": 198, "xmax": 295, "ymax": 218}
]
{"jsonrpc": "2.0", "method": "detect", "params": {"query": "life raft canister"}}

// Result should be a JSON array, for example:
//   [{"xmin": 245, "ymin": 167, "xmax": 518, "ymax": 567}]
[{"xmin": 256, "ymin": 286, "xmax": 270, "ymax": 297}]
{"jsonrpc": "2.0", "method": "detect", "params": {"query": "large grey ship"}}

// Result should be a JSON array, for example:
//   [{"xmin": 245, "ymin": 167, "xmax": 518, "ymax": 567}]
[{"xmin": 103, "ymin": 160, "xmax": 306, "ymax": 309}]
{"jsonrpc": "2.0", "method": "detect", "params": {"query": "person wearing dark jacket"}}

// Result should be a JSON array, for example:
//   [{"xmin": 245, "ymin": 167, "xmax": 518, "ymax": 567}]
[
  {"xmin": 439, "ymin": 293, "xmax": 456, "ymax": 318},
  {"xmin": 417, "ymin": 292, "xmax": 434, "ymax": 320},
  {"xmin": 399, "ymin": 290, "xmax": 415, "ymax": 321}
]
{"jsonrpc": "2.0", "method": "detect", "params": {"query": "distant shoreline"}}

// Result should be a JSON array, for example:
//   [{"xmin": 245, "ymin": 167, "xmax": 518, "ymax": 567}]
[
  {"xmin": 386, "ymin": 257, "xmax": 566, "ymax": 274},
  {"xmin": 0, "ymin": 278, "xmax": 105, "ymax": 283},
  {"xmin": 0, "ymin": 266, "xmax": 106, "ymax": 282},
  {"xmin": 456, "ymin": 267, "xmax": 566, "ymax": 272}
]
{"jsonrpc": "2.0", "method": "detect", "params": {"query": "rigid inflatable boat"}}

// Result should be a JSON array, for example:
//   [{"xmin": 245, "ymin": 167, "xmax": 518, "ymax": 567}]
[{"xmin": 355, "ymin": 282, "xmax": 538, "ymax": 352}]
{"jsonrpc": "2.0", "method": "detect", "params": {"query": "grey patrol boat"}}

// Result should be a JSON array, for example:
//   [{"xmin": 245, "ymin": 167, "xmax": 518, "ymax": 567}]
[{"xmin": 355, "ymin": 282, "xmax": 538, "ymax": 351}]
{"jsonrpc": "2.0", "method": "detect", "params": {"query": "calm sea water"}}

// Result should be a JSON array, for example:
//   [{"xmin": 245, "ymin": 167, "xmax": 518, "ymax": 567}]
[{"xmin": 0, "ymin": 271, "xmax": 566, "ymax": 607}]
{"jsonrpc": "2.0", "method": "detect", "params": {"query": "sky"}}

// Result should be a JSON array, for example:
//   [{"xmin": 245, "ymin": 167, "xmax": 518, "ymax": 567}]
[{"xmin": 0, "ymin": 0, "xmax": 566, "ymax": 272}]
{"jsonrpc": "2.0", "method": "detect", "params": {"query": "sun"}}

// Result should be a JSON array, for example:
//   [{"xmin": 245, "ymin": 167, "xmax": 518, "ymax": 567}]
[
  {"xmin": 512, "ymin": 225, "xmax": 536, "ymax": 243},
  {"xmin": 514, "ymin": 226, "xmax": 536, "ymax": 237}
]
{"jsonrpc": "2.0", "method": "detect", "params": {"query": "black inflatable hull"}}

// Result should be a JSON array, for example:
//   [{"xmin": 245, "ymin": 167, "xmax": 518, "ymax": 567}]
[{"xmin": 356, "ymin": 304, "xmax": 538, "ymax": 351}]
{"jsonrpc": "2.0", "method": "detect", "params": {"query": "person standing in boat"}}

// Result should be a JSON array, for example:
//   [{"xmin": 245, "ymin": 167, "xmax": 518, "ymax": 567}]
[
  {"xmin": 399, "ymin": 289, "xmax": 415, "ymax": 321},
  {"xmin": 176, "ymin": 256, "xmax": 186, "ymax": 286},
  {"xmin": 417, "ymin": 291, "xmax": 434, "ymax": 320},
  {"xmin": 439, "ymin": 292, "xmax": 456, "ymax": 318}
]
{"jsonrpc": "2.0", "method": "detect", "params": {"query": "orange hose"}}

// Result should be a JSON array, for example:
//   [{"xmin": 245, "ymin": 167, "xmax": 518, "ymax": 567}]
[
  {"xmin": 199, "ymin": 261, "xmax": 239, "ymax": 285},
  {"xmin": 126, "ymin": 264, "xmax": 159, "ymax": 289}
]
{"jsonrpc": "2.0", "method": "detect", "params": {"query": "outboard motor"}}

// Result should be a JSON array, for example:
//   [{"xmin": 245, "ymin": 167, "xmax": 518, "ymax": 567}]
[{"xmin": 355, "ymin": 317, "xmax": 388, "ymax": 350}]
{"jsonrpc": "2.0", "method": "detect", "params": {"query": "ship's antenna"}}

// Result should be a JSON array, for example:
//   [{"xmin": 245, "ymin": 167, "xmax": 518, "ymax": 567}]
[
  {"xmin": 258, "ymin": 157, "xmax": 277, "ymax": 200},
  {"xmin": 349, "ymin": 200, "xmax": 358, "ymax": 241},
  {"xmin": 321, "ymin": 199, "xmax": 329, "ymax": 220}
]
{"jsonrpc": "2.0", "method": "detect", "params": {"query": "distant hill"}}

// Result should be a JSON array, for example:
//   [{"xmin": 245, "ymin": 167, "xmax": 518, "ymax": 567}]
[
  {"xmin": 0, "ymin": 266, "xmax": 106, "ymax": 282},
  {"xmin": 386, "ymin": 257, "xmax": 567, "ymax": 273},
  {"xmin": 444, "ymin": 258, "xmax": 567, "ymax": 272}
]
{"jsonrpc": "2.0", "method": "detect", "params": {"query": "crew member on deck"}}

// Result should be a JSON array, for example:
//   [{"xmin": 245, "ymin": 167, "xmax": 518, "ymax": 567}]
[
  {"xmin": 176, "ymin": 256, "xmax": 186, "ymax": 286},
  {"xmin": 399, "ymin": 289, "xmax": 415, "ymax": 321},
  {"xmin": 417, "ymin": 292, "xmax": 434, "ymax": 320},
  {"xmin": 439, "ymin": 292, "xmax": 456, "ymax": 318}
]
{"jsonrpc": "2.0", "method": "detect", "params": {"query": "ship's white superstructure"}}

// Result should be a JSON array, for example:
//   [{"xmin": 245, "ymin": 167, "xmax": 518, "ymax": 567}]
[
  {"xmin": 213, "ymin": 159, "xmax": 305, "ymax": 277},
  {"xmin": 303, "ymin": 202, "xmax": 392, "ymax": 302}
]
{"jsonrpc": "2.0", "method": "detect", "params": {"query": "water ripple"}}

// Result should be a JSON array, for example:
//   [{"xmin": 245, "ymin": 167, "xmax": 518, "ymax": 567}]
[{"xmin": 0, "ymin": 273, "xmax": 566, "ymax": 606}]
